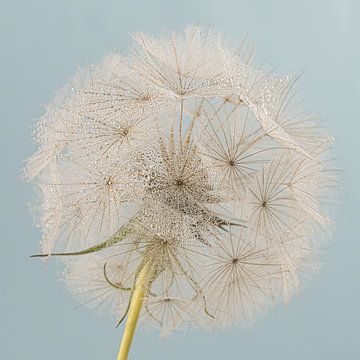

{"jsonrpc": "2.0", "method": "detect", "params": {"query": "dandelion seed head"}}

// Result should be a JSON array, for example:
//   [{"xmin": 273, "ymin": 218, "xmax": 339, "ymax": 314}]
[{"xmin": 26, "ymin": 26, "xmax": 338, "ymax": 336}]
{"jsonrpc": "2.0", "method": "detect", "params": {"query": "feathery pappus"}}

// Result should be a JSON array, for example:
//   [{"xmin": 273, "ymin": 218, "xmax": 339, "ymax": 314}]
[{"xmin": 25, "ymin": 26, "xmax": 338, "ymax": 358}]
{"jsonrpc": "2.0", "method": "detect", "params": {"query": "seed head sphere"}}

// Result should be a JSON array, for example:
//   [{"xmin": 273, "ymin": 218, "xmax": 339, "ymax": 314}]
[{"xmin": 25, "ymin": 26, "xmax": 337, "ymax": 339}]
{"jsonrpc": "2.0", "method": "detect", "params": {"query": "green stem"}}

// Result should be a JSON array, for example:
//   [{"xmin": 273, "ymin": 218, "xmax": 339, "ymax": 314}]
[{"xmin": 117, "ymin": 262, "xmax": 151, "ymax": 360}]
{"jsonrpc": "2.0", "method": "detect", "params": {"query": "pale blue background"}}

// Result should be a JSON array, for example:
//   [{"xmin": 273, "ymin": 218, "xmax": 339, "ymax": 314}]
[{"xmin": 1, "ymin": 1, "xmax": 359, "ymax": 359}]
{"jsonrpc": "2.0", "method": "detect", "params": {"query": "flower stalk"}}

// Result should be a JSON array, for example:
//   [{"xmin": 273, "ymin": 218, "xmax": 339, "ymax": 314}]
[{"xmin": 117, "ymin": 262, "xmax": 151, "ymax": 360}]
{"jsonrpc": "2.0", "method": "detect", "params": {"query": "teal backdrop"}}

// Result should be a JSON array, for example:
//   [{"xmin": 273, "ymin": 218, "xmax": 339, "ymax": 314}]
[{"xmin": 1, "ymin": 1, "xmax": 359, "ymax": 359}]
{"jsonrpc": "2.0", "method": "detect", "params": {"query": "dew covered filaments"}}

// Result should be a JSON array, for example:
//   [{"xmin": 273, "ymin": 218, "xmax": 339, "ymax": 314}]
[{"xmin": 26, "ymin": 26, "xmax": 337, "ymax": 351}]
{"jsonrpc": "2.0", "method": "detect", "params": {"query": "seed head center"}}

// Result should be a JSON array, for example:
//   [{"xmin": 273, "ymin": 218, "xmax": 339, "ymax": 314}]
[
  {"xmin": 105, "ymin": 176, "xmax": 113, "ymax": 187},
  {"xmin": 141, "ymin": 94, "xmax": 152, "ymax": 101},
  {"xmin": 119, "ymin": 128, "xmax": 129, "ymax": 137}
]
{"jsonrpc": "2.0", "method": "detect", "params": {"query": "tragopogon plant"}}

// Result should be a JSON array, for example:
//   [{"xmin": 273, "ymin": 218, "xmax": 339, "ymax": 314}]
[{"xmin": 25, "ymin": 26, "xmax": 337, "ymax": 359}]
